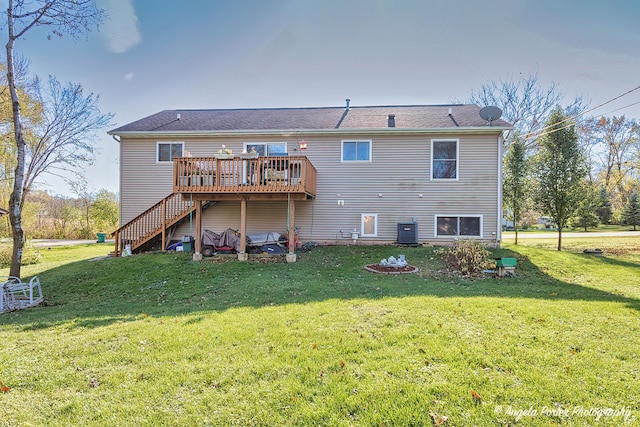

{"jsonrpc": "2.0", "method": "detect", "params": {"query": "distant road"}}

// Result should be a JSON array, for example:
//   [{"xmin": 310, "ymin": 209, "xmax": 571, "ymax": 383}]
[
  {"xmin": 503, "ymin": 231, "xmax": 640, "ymax": 239},
  {"xmin": 31, "ymin": 239, "xmax": 113, "ymax": 247}
]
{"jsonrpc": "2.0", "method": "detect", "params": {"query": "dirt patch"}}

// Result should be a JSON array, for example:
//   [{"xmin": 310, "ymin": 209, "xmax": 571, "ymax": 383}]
[{"xmin": 364, "ymin": 264, "xmax": 419, "ymax": 275}]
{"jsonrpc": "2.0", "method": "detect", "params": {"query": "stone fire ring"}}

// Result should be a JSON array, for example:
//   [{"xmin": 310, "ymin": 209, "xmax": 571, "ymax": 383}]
[{"xmin": 364, "ymin": 264, "xmax": 419, "ymax": 275}]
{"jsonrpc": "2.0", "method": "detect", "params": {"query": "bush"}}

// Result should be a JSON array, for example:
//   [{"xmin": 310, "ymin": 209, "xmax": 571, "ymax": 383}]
[
  {"xmin": 0, "ymin": 242, "xmax": 42, "ymax": 268},
  {"xmin": 78, "ymin": 227, "xmax": 95, "ymax": 239},
  {"xmin": 440, "ymin": 239, "xmax": 492, "ymax": 276}
]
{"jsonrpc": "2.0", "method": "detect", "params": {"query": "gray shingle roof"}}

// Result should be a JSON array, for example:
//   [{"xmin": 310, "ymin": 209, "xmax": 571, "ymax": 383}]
[{"xmin": 109, "ymin": 104, "xmax": 511, "ymax": 134}]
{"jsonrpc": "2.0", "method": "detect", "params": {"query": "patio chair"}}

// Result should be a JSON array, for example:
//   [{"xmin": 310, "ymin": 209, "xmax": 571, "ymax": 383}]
[{"xmin": 1, "ymin": 276, "xmax": 43, "ymax": 312}]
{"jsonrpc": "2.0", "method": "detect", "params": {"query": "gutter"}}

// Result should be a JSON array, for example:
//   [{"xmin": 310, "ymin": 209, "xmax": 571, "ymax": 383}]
[{"xmin": 108, "ymin": 126, "xmax": 513, "ymax": 138}]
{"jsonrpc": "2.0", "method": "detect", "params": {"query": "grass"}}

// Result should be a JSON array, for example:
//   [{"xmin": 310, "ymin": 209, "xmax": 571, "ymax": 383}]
[
  {"xmin": 503, "ymin": 224, "xmax": 639, "ymax": 234},
  {"xmin": 1, "ymin": 240, "xmax": 639, "ymax": 426}
]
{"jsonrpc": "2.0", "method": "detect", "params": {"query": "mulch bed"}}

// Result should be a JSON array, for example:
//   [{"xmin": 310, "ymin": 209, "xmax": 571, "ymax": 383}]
[{"xmin": 364, "ymin": 264, "xmax": 419, "ymax": 275}]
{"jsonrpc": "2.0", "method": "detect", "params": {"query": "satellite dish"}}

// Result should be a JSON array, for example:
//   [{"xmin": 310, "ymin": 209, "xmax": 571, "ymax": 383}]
[{"xmin": 479, "ymin": 106, "xmax": 502, "ymax": 126}]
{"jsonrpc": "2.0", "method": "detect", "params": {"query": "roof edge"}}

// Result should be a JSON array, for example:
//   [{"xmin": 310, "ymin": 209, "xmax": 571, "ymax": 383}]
[{"xmin": 109, "ymin": 126, "xmax": 512, "ymax": 138}]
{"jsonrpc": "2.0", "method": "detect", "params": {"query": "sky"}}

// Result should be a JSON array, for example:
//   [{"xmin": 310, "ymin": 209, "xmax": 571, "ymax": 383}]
[{"xmin": 4, "ymin": 0, "xmax": 640, "ymax": 196}]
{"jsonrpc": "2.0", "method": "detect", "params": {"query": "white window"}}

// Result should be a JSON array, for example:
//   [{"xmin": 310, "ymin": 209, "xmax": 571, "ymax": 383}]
[
  {"xmin": 361, "ymin": 213, "xmax": 378, "ymax": 237},
  {"xmin": 435, "ymin": 215, "xmax": 482, "ymax": 237},
  {"xmin": 431, "ymin": 139, "xmax": 458, "ymax": 180},
  {"xmin": 342, "ymin": 140, "xmax": 371, "ymax": 162},
  {"xmin": 244, "ymin": 142, "xmax": 287, "ymax": 156},
  {"xmin": 157, "ymin": 142, "xmax": 184, "ymax": 163}
]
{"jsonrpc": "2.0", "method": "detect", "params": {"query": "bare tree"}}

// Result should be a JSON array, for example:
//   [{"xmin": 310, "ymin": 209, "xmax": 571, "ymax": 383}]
[
  {"xmin": 469, "ymin": 73, "xmax": 587, "ymax": 147},
  {"xmin": 580, "ymin": 115, "xmax": 640, "ymax": 212},
  {"xmin": 70, "ymin": 177, "xmax": 93, "ymax": 236},
  {"xmin": 25, "ymin": 76, "xmax": 112, "ymax": 195},
  {"xmin": 4, "ymin": 0, "xmax": 104, "ymax": 277}
]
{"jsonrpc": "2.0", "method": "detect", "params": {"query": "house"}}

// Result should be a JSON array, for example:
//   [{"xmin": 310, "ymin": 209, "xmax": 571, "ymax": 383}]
[{"xmin": 108, "ymin": 102, "xmax": 511, "ymax": 261}]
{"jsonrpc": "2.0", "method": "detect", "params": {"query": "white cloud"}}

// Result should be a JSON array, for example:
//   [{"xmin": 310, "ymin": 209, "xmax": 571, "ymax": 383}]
[
  {"xmin": 98, "ymin": 0, "xmax": 141, "ymax": 53},
  {"xmin": 124, "ymin": 72, "xmax": 134, "ymax": 81}
]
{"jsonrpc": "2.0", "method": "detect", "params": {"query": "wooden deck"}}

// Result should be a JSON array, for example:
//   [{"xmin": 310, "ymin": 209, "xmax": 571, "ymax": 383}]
[{"xmin": 173, "ymin": 155, "xmax": 316, "ymax": 200}]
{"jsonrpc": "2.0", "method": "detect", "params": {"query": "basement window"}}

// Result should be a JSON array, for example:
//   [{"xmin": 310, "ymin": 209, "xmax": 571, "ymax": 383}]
[
  {"xmin": 361, "ymin": 213, "xmax": 378, "ymax": 237},
  {"xmin": 435, "ymin": 215, "xmax": 482, "ymax": 237}
]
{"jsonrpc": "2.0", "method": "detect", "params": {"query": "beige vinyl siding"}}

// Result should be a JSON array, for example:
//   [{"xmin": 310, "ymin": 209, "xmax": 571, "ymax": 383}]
[
  {"xmin": 120, "ymin": 132, "xmax": 501, "ymax": 244},
  {"xmin": 281, "ymin": 133, "xmax": 499, "ymax": 244},
  {"xmin": 120, "ymin": 137, "xmax": 174, "ymax": 224},
  {"xmin": 173, "ymin": 201, "xmax": 290, "ymax": 240},
  {"xmin": 119, "ymin": 136, "xmax": 238, "ymax": 224}
]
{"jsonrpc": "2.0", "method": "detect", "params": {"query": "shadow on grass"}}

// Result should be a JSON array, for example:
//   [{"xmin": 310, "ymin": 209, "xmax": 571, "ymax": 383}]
[
  {"xmin": 584, "ymin": 254, "xmax": 640, "ymax": 270},
  {"xmin": 3, "ymin": 244, "xmax": 639, "ymax": 329}
]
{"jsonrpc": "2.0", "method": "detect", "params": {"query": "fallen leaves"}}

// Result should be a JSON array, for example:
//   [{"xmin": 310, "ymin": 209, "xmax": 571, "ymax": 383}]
[
  {"xmin": 0, "ymin": 382, "xmax": 10, "ymax": 393},
  {"xmin": 429, "ymin": 410, "xmax": 449, "ymax": 426},
  {"xmin": 471, "ymin": 389, "xmax": 482, "ymax": 403}
]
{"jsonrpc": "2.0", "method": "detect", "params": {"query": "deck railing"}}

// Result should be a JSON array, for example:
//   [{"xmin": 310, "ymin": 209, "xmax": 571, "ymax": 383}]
[{"xmin": 173, "ymin": 155, "xmax": 316, "ymax": 196}]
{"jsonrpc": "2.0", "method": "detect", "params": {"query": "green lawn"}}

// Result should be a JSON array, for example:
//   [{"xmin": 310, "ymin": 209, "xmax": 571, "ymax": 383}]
[{"xmin": 1, "ymin": 240, "xmax": 638, "ymax": 426}]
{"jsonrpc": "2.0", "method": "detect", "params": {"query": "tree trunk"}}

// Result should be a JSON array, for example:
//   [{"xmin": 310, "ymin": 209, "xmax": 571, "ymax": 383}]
[
  {"xmin": 557, "ymin": 227, "xmax": 562, "ymax": 251},
  {"xmin": 513, "ymin": 197, "xmax": 518, "ymax": 245},
  {"xmin": 6, "ymin": 3, "xmax": 26, "ymax": 278}
]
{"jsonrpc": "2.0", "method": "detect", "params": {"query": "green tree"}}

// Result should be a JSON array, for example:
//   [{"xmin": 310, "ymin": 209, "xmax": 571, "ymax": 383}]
[
  {"xmin": 622, "ymin": 193, "xmax": 640, "ymax": 231},
  {"xmin": 570, "ymin": 183, "xmax": 600, "ymax": 231},
  {"xmin": 595, "ymin": 187, "xmax": 613, "ymax": 225},
  {"xmin": 535, "ymin": 108, "xmax": 589, "ymax": 250},
  {"xmin": 90, "ymin": 189, "xmax": 119, "ymax": 234},
  {"xmin": 503, "ymin": 134, "xmax": 529, "ymax": 244}
]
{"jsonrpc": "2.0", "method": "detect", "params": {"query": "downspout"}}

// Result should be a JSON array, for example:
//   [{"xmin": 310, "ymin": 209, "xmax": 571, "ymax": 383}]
[
  {"xmin": 112, "ymin": 134, "xmax": 122, "ymax": 255},
  {"xmin": 497, "ymin": 132, "xmax": 504, "ymax": 247}
]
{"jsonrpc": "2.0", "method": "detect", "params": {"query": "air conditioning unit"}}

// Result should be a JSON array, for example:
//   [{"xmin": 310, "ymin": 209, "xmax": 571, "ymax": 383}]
[{"xmin": 397, "ymin": 222, "xmax": 418, "ymax": 245}]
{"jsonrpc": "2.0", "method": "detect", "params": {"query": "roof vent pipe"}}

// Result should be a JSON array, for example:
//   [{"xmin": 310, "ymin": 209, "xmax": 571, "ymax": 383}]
[
  {"xmin": 448, "ymin": 107, "xmax": 452, "ymax": 116},
  {"xmin": 345, "ymin": 99, "xmax": 350, "ymax": 110},
  {"xmin": 177, "ymin": 113, "xmax": 181, "ymax": 120},
  {"xmin": 388, "ymin": 114, "xmax": 396, "ymax": 128}
]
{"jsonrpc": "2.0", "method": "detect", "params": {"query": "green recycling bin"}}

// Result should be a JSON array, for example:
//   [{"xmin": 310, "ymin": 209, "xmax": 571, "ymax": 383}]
[
  {"xmin": 181, "ymin": 235, "xmax": 194, "ymax": 252},
  {"xmin": 96, "ymin": 233, "xmax": 107, "ymax": 243}
]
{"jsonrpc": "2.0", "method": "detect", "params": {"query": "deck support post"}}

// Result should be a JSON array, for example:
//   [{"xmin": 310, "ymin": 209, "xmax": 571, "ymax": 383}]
[
  {"xmin": 286, "ymin": 196, "xmax": 297, "ymax": 262},
  {"xmin": 238, "ymin": 198, "xmax": 247, "ymax": 261},
  {"xmin": 193, "ymin": 199, "xmax": 203, "ymax": 261}
]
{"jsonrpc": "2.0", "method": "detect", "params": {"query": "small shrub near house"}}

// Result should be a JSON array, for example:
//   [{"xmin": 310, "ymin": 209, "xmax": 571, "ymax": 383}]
[
  {"xmin": 440, "ymin": 239, "xmax": 493, "ymax": 276},
  {"xmin": 0, "ymin": 242, "xmax": 41, "ymax": 268}
]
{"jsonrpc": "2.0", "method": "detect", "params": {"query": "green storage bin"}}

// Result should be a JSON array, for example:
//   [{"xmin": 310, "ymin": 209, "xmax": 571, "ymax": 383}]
[
  {"xmin": 496, "ymin": 258, "xmax": 517, "ymax": 268},
  {"xmin": 96, "ymin": 233, "xmax": 107, "ymax": 243},
  {"xmin": 181, "ymin": 236, "xmax": 194, "ymax": 252}
]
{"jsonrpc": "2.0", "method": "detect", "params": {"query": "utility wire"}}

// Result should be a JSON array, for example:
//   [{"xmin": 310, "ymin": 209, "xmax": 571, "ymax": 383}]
[
  {"xmin": 522, "ymin": 98, "xmax": 640, "ymax": 142},
  {"xmin": 598, "ymin": 99, "xmax": 640, "ymax": 116},
  {"xmin": 523, "ymin": 84, "xmax": 640, "ymax": 140}
]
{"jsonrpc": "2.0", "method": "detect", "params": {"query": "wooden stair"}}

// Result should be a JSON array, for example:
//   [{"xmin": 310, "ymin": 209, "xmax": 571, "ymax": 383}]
[{"xmin": 112, "ymin": 193, "xmax": 208, "ymax": 256}]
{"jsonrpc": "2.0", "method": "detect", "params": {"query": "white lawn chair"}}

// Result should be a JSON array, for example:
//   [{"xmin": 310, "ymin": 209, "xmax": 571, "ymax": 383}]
[{"xmin": 1, "ymin": 276, "xmax": 43, "ymax": 312}]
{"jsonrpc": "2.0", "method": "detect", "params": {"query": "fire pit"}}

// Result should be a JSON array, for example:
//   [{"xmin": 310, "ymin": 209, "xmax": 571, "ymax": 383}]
[{"xmin": 364, "ymin": 255, "xmax": 419, "ymax": 275}]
